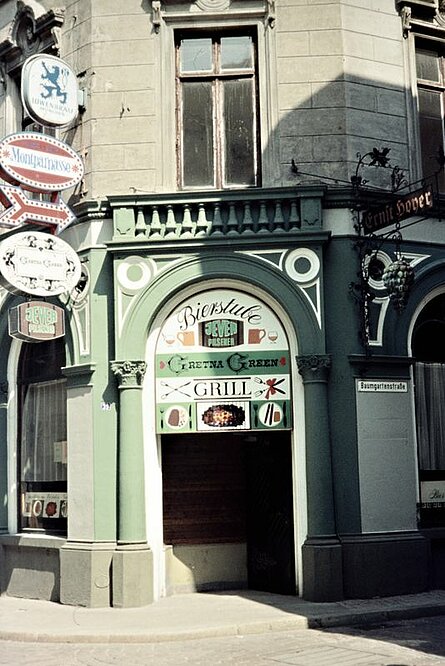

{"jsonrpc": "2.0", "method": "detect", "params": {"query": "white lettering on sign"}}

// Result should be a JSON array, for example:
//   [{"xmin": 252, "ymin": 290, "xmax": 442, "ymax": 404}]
[
  {"xmin": 357, "ymin": 380, "xmax": 408, "ymax": 392},
  {"xmin": 194, "ymin": 379, "xmax": 251, "ymax": 399}
]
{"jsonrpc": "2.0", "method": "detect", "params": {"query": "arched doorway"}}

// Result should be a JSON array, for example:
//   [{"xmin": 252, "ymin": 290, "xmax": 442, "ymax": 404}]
[
  {"xmin": 412, "ymin": 293, "xmax": 445, "ymax": 588},
  {"xmin": 155, "ymin": 288, "xmax": 296, "ymax": 594}
]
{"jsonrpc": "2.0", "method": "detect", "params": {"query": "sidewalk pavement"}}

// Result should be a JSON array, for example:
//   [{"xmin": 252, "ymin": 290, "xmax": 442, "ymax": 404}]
[{"xmin": 1, "ymin": 589, "xmax": 445, "ymax": 644}]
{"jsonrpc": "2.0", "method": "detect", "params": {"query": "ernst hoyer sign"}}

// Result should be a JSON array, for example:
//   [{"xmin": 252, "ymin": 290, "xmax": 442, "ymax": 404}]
[{"xmin": 156, "ymin": 290, "xmax": 292, "ymax": 433}]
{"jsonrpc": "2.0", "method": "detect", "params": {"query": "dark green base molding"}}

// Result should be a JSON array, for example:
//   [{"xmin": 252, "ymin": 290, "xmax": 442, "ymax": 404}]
[
  {"xmin": 340, "ymin": 532, "xmax": 429, "ymax": 598},
  {"xmin": 302, "ymin": 537, "xmax": 343, "ymax": 602}
]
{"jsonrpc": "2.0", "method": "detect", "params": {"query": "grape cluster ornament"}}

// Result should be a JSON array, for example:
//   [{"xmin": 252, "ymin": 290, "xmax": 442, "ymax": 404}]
[{"xmin": 382, "ymin": 257, "xmax": 414, "ymax": 312}]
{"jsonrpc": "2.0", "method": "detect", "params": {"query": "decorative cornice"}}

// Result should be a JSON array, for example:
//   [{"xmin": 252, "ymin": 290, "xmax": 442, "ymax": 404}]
[
  {"xmin": 0, "ymin": 6, "xmax": 65, "ymax": 77},
  {"xmin": 111, "ymin": 360, "xmax": 147, "ymax": 388},
  {"xmin": 62, "ymin": 363, "xmax": 96, "ymax": 388},
  {"xmin": 396, "ymin": 0, "xmax": 445, "ymax": 38}
]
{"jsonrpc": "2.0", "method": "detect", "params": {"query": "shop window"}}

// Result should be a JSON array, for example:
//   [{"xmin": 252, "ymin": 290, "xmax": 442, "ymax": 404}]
[
  {"xmin": 415, "ymin": 40, "xmax": 445, "ymax": 191},
  {"xmin": 17, "ymin": 338, "xmax": 67, "ymax": 533},
  {"xmin": 176, "ymin": 32, "xmax": 259, "ymax": 189},
  {"xmin": 412, "ymin": 294, "xmax": 445, "ymax": 527}
]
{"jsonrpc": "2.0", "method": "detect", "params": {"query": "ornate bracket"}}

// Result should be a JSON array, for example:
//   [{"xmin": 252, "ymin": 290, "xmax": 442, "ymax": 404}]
[
  {"xmin": 152, "ymin": 1, "xmax": 162, "ymax": 33},
  {"xmin": 266, "ymin": 0, "xmax": 276, "ymax": 27},
  {"xmin": 111, "ymin": 360, "xmax": 147, "ymax": 388}
]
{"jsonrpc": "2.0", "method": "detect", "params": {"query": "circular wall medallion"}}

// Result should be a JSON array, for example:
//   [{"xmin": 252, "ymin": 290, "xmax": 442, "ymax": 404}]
[
  {"xmin": 363, "ymin": 251, "xmax": 392, "ymax": 291},
  {"xmin": 285, "ymin": 248, "xmax": 320, "ymax": 284},
  {"xmin": 196, "ymin": 0, "xmax": 230, "ymax": 10},
  {"xmin": 117, "ymin": 256, "xmax": 152, "ymax": 293}
]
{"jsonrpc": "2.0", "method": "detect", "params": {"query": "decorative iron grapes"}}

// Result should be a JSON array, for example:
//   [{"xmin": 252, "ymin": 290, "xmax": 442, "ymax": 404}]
[{"xmin": 382, "ymin": 258, "xmax": 414, "ymax": 312}]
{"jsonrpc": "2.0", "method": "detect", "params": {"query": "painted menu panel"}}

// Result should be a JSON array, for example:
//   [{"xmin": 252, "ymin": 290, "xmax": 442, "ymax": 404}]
[{"xmin": 155, "ymin": 290, "xmax": 292, "ymax": 433}]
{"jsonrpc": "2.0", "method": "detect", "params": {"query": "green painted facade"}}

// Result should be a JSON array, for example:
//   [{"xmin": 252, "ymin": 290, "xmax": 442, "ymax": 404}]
[{"xmin": 0, "ymin": 0, "xmax": 444, "ymax": 606}]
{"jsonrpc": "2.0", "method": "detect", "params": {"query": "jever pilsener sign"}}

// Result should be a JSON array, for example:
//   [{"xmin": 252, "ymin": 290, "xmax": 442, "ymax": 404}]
[{"xmin": 9, "ymin": 301, "xmax": 65, "ymax": 342}]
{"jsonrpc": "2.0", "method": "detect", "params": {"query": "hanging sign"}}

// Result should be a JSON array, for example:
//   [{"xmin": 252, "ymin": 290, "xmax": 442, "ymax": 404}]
[
  {"xmin": 0, "ymin": 132, "xmax": 84, "ymax": 193},
  {"xmin": 21, "ymin": 54, "xmax": 79, "ymax": 127},
  {"xmin": 155, "ymin": 289, "xmax": 292, "ymax": 434},
  {"xmin": 8, "ymin": 301, "xmax": 65, "ymax": 342},
  {"xmin": 0, "ymin": 230, "xmax": 82, "ymax": 297},
  {"xmin": 0, "ymin": 185, "xmax": 76, "ymax": 234},
  {"xmin": 361, "ymin": 185, "xmax": 433, "ymax": 234}
]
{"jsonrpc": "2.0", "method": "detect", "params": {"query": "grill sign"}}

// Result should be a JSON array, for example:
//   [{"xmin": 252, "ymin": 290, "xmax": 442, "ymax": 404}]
[
  {"xmin": 9, "ymin": 301, "xmax": 65, "ymax": 342},
  {"xmin": 0, "ymin": 132, "xmax": 84, "ymax": 193}
]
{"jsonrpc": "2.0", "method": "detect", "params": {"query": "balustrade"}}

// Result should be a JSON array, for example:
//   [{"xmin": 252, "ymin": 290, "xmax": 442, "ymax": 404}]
[{"xmin": 109, "ymin": 188, "xmax": 324, "ymax": 241}]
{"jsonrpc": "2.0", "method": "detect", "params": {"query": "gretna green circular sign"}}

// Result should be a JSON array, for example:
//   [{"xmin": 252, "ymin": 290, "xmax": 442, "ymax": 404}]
[
  {"xmin": 155, "ymin": 289, "xmax": 292, "ymax": 434},
  {"xmin": 0, "ymin": 230, "xmax": 81, "ymax": 297}
]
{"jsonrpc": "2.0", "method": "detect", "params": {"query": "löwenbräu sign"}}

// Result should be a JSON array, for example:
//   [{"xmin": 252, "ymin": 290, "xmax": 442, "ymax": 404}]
[{"xmin": 155, "ymin": 289, "xmax": 292, "ymax": 433}]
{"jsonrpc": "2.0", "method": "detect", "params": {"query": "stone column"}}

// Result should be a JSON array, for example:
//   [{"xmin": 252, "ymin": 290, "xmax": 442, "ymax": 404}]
[
  {"xmin": 111, "ymin": 360, "xmax": 153, "ymax": 607},
  {"xmin": 296, "ymin": 354, "xmax": 343, "ymax": 601}
]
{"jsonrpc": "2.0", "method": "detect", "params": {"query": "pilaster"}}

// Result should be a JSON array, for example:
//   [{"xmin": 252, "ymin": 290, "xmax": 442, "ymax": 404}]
[
  {"xmin": 296, "ymin": 354, "xmax": 343, "ymax": 601},
  {"xmin": 111, "ymin": 360, "xmax": 153, "ymax": 607}
]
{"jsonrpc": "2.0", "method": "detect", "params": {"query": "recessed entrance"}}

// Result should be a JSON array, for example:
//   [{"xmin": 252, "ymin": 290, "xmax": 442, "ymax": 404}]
[{"xmin": 162, "ymin": 431, "xmax": 295, "ymax": 595}]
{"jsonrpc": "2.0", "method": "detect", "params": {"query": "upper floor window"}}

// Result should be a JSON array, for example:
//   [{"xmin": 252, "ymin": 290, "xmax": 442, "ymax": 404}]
[
  {"xmin": 176, "ymin": 32, "xmax": 259, "ymax": 190},
  {"xmin": 415, "ymin": 41, "xmax": 445, "ymax": 190}
]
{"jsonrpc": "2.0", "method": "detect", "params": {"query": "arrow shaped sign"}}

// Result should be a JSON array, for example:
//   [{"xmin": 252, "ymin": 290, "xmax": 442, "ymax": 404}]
[{"xmin": 0, "ymin": 184, "xmax": 75, "ymax": 234}]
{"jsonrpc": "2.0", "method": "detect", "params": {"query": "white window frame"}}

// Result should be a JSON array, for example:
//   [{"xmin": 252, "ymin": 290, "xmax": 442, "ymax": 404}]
[{"xmin": 154, "ymin": 3, "xmax": 280, "ymax": 191}]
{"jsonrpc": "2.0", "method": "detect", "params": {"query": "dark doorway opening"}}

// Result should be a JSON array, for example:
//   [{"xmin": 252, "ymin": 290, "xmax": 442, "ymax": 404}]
[{"xmin": 162, "ymin": 430, "xmax": 295, "ymax": 595}]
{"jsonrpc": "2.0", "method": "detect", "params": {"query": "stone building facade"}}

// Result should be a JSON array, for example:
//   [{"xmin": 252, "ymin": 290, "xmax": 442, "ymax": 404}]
[{"xmin": 0, "ymin": 0, "xmax": 443, "ymax": 607}]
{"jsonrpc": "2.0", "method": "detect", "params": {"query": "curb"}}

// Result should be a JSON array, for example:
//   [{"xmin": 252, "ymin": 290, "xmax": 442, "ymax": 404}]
[{"xmin": 1, "ymin": 603, "xmax": 445, "ymax": 643}]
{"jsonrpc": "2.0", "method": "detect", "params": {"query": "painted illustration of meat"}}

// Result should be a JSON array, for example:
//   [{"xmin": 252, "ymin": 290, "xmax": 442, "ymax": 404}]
[
  {"xmin": 168, "ymin": 408, "xmax": 180, "ymax": 427},
  {"xmin": 201, "ymin": 404, "xmax": 245, "ymax": 427}
]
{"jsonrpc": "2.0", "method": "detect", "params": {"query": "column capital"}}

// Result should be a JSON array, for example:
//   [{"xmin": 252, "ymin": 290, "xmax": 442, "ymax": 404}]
[
  {"xmin": 296, "ymin": 354, "xmax": 331, "ymax": 382},
  {"xmin": 111, "ymin": 360, "xmax": 146, "ymax": 388}
]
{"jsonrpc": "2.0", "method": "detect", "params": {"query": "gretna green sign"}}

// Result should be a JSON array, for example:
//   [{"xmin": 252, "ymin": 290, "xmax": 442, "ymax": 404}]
[
  {"xmin": 8, "ymin": 300, "xmax": 65, "ymax": 342},
  {"xmin": 155, "ymin": 289, "xmax": 291, "ymax": 433}
]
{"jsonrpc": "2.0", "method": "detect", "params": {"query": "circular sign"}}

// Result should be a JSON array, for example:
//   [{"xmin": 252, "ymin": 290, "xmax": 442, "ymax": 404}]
[
  {"xmin": 21, "ymin": 54, "xmax": 79, "ymax": 127},
  {"xmin": 0, "ymin": 132, "xmax": 84, "ymax": 193},
  {"xmin": 0, "ymin": 230, "xmax": 82, "ymax": 297}
]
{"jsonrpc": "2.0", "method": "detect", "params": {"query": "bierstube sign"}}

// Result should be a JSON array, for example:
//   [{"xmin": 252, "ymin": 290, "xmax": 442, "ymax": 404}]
[{"xmin": 155, "ymin": 289, "xmax": 292, "ymax": 434}]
